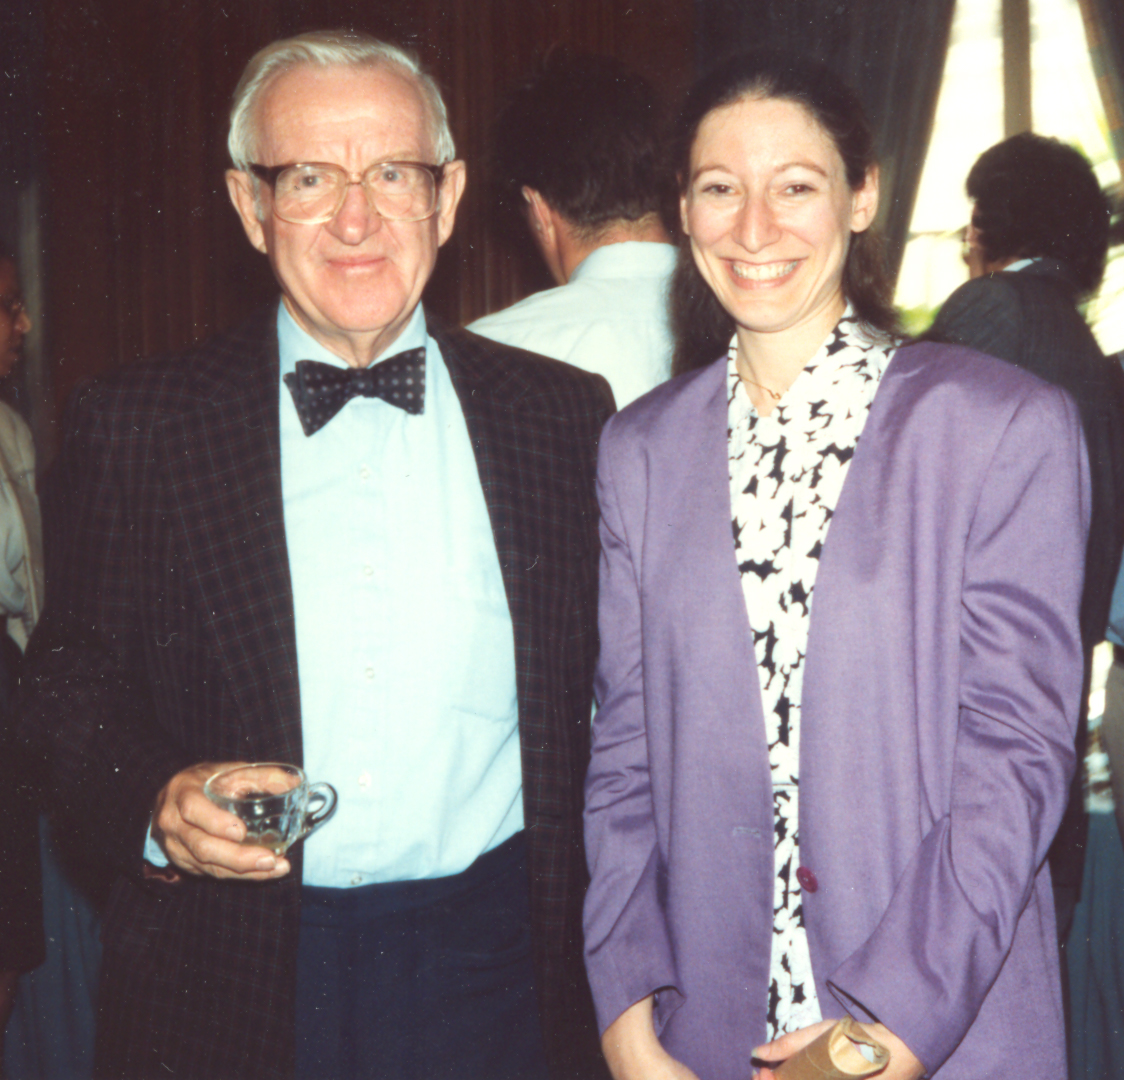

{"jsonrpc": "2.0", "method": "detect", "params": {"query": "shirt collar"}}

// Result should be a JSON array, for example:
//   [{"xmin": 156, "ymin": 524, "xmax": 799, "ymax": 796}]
[
  {"xmin": 568, "ymin": 241, "xmax": 679, "ymax": 284},
  {"xmin": 1002, "ymin": 257, "xmax": 1040, "ymax": 274},
  {"xmin": 277, "ymin": 301, "xmax": 428, "ymax": 378},
  {"xmin": 726, "ymin": 304, "xmax": 897, "ymax": 419}
]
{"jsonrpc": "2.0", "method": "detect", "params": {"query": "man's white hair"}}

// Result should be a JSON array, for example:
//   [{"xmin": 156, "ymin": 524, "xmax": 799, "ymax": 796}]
[{"xmin": 227, "ymin": 30, "xmax": 456, "ymax": 173}]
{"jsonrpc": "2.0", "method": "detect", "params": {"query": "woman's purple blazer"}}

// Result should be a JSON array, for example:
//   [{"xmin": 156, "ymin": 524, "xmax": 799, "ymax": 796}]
[{"xmin": 583, "ymin": 341, "xmax": 1089, "ymax": 1079}]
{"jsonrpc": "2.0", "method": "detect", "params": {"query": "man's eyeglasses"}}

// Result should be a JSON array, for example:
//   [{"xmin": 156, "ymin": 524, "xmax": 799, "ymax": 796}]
[
  {"xmin": 249, "ymin": 161, "xmax": 446, "ymax": 225},
  {"xmin": 960, "ymin": 221, "xmax": 982, "ymax": 266}
]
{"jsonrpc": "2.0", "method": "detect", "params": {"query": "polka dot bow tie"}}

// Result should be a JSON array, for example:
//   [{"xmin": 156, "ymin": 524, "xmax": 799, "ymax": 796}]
[{"xmin": 283, "ymin": 348, "xmax": 426, "ymax": 435}]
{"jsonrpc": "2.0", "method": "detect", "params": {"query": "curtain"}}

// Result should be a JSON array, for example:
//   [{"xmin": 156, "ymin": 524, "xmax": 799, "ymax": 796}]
[
  {"xmin": 694, "ymin": 0, "xmax": 956, "ymax": 282},
  {"xmin": 1077, "ymin": 0, "xmax": 1124, "ymax": 176}
]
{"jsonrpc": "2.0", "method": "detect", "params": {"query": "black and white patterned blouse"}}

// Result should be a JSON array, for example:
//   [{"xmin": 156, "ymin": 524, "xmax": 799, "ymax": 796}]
[{"xmin": 727, "ymin": 310, "xmax": 898, "ymax": 1040}]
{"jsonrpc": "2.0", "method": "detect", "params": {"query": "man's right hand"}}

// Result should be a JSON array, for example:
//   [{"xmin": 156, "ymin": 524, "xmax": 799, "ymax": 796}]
[
  {"xmin": 601, "ymin": 995, "xmax": 701, "ymax": 1080},
  {"xmin": 151, "ymin": 762, "xmax": 292, "ymax": 881}
]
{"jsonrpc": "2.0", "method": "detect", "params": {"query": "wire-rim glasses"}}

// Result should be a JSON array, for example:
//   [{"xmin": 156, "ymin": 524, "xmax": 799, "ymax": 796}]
[{"xmin": 249, "ymin": 161, "xmax": 446, "ymax": 225}]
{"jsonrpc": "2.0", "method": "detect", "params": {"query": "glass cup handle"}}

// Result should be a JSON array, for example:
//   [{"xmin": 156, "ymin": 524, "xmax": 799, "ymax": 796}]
[{"xmin": 298, "ymin": 782, "xmax": 338, "ymax": 841}]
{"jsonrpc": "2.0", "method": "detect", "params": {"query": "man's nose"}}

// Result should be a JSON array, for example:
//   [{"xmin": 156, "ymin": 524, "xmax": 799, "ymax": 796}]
[
  {"xmin": 15, "ymin": 308, "xmax": 31, "ymax": 335},
  {"xmin": 325, "ymin": 181, "xmax": 382, "ymax": 242},
  {"xmin": 733, "ymin": 193, "xmax": 781, "ymax": 251}
]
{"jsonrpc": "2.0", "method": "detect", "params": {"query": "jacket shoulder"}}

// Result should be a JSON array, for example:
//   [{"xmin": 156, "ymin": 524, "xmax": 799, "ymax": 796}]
[
  {"xmin": 434, "ymin": 319, "xmax": 615, "ymax": 416},
  {"xmin": 603, "ymin": 355, "xmax": 725, "ymax": 442},
  {"xmin": 65, "ymin": 307, "xmax": 276, "ymax": 425},
  {"xmin": 929, "ymin": 275, "xmax": 1023, "ymax": 342},
  {"xmin": 881, "ymin": 340, "xmax": 1082, "ymax": 438}
]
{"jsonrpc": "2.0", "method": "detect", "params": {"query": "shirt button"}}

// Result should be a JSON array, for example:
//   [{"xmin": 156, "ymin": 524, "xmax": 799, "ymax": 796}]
[
  {"xmin": 357, "ymin": 771, "xmax": 371, "ymax": 789},
  {"xmin": 364, "ymin": 667, "xmax": 375, "ymax": 681},
  {"xmin": 359, "ymin": 465, "xmax": 371, "ymax": 480},
  {"xmin": 363, "ymin": 564, "xmax": 374, "ymax": 577},
  {"xmin": 351, "ymin": 874, "xmax": 362, "ymax": 886},
  {"xmin": 796, "ymin": 866, "xmax": 819, "ymax": 894}
]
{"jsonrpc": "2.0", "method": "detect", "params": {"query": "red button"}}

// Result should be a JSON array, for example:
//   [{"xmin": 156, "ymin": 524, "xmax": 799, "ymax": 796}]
[{"xmin": 796, "ymin": 866, "xmax": 818, "ymax": 893}]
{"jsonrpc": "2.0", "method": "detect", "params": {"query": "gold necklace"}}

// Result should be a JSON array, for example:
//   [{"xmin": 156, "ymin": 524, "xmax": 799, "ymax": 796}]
[{"xmin": 739, "ymin": 374, "xmax": 783, "ymax": 402}]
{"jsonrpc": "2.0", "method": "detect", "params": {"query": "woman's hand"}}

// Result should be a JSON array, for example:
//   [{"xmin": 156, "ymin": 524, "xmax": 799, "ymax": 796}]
[
  {"xmin": 753, "ymin": 1019, "xmax": 924, "ymax": 1079},
  {"xmin": 601, "ymin": 995, "xmax": 702, "ymax": 1080}
]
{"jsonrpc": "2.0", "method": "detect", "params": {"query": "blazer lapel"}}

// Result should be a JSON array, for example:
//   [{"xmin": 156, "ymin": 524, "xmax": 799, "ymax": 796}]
[
  {"xmin": 659, "ymin": 361, "xmax": 772, "ymax": 779},
  {"xmin": 159, "ymin": 311, "xmax": 303, "ymax": 764}
]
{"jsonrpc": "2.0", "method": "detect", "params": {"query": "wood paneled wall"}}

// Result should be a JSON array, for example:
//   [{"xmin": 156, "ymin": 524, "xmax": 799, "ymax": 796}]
[{"xmin": 34, "ymin": 0, "xmax": 693, "ymax": 447}]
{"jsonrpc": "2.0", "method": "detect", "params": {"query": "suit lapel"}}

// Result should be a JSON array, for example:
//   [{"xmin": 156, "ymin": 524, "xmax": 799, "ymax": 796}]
[
  {"xmin": 159, "ymin": 311, "xmax": 303, "ymax": 764},
  {"xmin": 433, "ymin": 319, "xmax": 602, "ymax": 830},
  {"xmin": 430, "ymin": 319, "xmax": 536, "ymax": 643}
]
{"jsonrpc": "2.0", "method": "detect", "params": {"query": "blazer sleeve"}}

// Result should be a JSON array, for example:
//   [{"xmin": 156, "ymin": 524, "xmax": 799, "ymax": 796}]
[
  {"xmin": 15, "ymin": 386, "xmax": 194, "ymax": 875},
  {"xmin": 583, "ymin": 414, "xmax": 682, "ymax": 1036},
  {"xmin": 826, "ymin": 381, "xmax": 1090, "ymax": 1072}
]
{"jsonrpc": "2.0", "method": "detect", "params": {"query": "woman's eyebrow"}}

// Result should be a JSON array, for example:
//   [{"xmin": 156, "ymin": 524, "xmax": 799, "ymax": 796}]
[
  {"xmin": 690, "ymin": 159, "xmax": 831, "ymax": 182},
  {"xmin": 775, "ymin": 160, "xmax": 829, "ymax": 176}
]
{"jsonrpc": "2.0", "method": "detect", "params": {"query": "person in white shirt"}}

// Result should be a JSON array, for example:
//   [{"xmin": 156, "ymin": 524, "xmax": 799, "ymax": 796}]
[{"xmin": 468, "ymin": 52, "xmax": 677, "ymax": 409}]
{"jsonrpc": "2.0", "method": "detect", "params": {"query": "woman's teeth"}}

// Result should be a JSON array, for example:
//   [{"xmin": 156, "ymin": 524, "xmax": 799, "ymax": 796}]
[{"xmin": 731, "ymin": 260, "xmax": 798, "ymax": 281}]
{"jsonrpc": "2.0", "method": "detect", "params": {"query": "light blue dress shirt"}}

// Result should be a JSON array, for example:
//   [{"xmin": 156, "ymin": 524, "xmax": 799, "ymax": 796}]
[
  {"xmin": 468, "ymin": 241, "xmax": 676, "ymax": 409},
  {"xmin": 147, "ymin": 302, "xmax": 524, "ymax": 886}
]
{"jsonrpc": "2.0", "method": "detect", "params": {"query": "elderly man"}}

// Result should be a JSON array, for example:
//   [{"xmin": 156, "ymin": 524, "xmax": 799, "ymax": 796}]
[
  {"xmin": 468, "ymin": 52, "xmax": 675, "ymax": 409},
  {"xmin": 18, "ymin": 31, "xmax": 611, "ymax": 1080}
]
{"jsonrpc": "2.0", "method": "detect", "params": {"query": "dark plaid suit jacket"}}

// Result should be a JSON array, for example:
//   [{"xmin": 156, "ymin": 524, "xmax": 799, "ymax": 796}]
[{"xmin": 17, "ymin": 305, "xmax": 613, "ymax": 1080}]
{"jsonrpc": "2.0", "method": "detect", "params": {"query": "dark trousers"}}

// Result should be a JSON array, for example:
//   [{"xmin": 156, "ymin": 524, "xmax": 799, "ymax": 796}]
[{"xmin": 295, "ymin": 832, "xmax": 548, "ymax": 1080}]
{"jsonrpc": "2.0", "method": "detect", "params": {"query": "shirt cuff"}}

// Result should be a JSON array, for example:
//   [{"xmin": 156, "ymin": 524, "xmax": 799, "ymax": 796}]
[{"xmin": 144, "ymin": 822, "xmax": 169, "ymax": 867}]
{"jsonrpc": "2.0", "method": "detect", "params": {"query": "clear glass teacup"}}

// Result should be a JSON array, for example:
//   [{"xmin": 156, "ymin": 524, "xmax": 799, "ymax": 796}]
[{"xmin": 203, "ymin": 763, "xmax": 337, "ymax": 856}]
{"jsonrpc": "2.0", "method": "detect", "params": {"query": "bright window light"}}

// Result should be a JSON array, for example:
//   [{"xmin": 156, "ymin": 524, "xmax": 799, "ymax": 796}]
[{"xmin": 895, "ymin": 0, "xmax": 1123, "ymax": 353}]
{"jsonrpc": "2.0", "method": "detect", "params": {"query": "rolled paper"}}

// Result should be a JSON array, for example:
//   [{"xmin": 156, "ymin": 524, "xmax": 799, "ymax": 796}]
[{"xmin": 773, "ymin": 1017, "xmax": 890, "ymax": 1079}]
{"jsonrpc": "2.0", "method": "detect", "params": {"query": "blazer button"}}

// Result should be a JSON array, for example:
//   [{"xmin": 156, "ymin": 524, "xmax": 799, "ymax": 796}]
[{"xmin": 796, "ymin": 866, "xmax": 819, "ymax": 894}]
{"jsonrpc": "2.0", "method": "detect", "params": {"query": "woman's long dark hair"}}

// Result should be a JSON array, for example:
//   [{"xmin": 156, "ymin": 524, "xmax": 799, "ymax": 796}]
[{"xmin": 670, "ymin": 51, "xmax": 901, "ymax": 376}]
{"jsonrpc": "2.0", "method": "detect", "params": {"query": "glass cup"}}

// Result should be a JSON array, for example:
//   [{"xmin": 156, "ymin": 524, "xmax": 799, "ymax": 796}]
[{"xmin": 203, "ymin": 763, "xmax": 337, "ymax": 856}]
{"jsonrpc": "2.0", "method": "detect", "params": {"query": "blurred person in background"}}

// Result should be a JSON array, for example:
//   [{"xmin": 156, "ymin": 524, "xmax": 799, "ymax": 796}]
[
  {"xmin": 1074, "ymin": 491, "xmax": 1124, "ymax": 1080},
  {"xmin": 468, "ymin": 51, "xmax": 676, "ymax": 409},
  {"xmin": 0, "ymin": 252, "xmax": 44, "ymax": 1072},
  {"xmin": 0, "ymin": 253, "xmax": 105, "ymax": 1080},
  {"xmin": 926, "ymin": 134, "xmax": 1124, "ymax": 956}
]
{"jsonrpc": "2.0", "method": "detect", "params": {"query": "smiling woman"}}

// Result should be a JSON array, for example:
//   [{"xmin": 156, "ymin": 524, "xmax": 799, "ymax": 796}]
[
  {"xmin": 583, "ymin": 50, "xmax": 1086, "ymax": 1080},
  {"xmin": 669, "ymin": 52, "xmax": 900, "ymax": 392},
  {"xmin": 681, "ymin": 94, "xmax": 878, "ymax": 405}
]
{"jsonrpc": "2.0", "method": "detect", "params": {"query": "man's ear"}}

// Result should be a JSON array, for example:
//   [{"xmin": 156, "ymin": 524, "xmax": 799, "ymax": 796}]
[
  {"xmin": 522, "ymin": 187, "xmax": 567, "ymax": 284},
  {"xmin": 523, "ymin": 187, "xmax": 554, "ymax": 243},
  {"xmin": 436, "ymin": 160, "xmax": 467, "ymax": 248},
  {"xmin": 850, "ymin": 165, "xmax": 880, "ymax": 235},
  {"xmin": 226, "ymin": 169, "xmax": 268, "ymax": 254}
]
